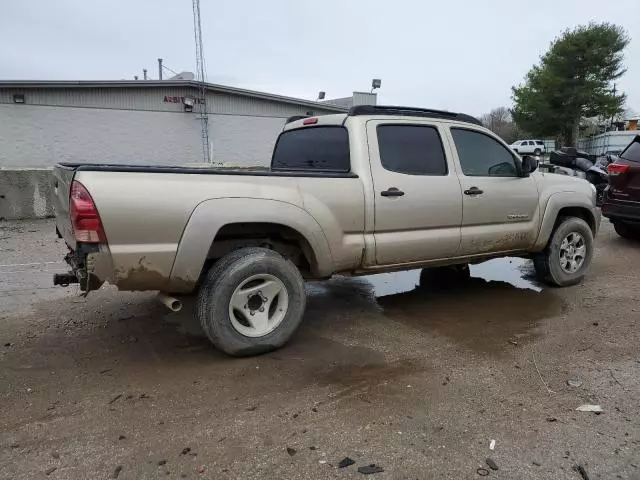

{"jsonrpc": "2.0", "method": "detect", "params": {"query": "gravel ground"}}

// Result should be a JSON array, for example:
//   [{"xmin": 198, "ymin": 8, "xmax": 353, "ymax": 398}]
[{"xmin": 0, "ymin": 219, "xmax": 639, "ymax": 480}]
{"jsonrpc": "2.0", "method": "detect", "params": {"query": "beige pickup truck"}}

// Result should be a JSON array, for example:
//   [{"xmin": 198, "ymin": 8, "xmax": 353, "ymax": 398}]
[{"xmin": 52, "ymin": 105, "xmax": 600, "ymax": 356}]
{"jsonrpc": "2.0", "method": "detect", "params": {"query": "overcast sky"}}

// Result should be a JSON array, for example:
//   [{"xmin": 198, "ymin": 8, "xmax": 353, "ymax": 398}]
[{"xmin": 2, "ymin": 0, "xmax": 638, "ymax": 116}]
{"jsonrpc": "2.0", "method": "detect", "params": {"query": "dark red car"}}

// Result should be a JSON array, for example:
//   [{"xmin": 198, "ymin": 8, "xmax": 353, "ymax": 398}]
[{"xmin": 602, "ymin": 135, "xmax": 640, "ymax": 239}]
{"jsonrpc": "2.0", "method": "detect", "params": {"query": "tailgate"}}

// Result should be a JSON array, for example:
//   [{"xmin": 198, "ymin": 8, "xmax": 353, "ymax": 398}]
[{"xmin": 52, "ymin": 164, "xmax": 77, "ymax": 249}]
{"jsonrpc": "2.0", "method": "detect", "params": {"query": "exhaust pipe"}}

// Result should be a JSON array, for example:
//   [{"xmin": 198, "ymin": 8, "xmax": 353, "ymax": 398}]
[{"xmin": 157, "ymin": 293, "xmax": 183, "ymax": 312}]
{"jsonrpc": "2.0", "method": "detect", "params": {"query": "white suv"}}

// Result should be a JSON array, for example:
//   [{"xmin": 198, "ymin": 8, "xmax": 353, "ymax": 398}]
[{"xmin": 510, "ymin": 139, "xmax": 546, "ymax": 155}]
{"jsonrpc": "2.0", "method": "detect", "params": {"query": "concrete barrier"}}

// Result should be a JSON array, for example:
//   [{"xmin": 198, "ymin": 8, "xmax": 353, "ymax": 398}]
[{"xmin": 0, "ymin": 168, "xmax": 54, "ymax": 220}]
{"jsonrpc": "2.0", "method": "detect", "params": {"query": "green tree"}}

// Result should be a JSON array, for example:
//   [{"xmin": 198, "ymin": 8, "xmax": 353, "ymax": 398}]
[{"xmin": 512, "ymin": 23, "xmax": 629, "ymax": 146}]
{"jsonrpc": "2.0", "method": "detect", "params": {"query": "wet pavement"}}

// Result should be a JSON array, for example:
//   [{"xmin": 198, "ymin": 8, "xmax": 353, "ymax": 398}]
[{"xmin": 1, "ymin": 219, "xmax": 640, "ymax": 479}]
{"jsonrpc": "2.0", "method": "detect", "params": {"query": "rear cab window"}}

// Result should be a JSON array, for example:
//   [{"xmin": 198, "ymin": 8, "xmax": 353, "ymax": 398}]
[{"xmin": 271, "ymin": 126, "xmax": 350, "ymax": 172}]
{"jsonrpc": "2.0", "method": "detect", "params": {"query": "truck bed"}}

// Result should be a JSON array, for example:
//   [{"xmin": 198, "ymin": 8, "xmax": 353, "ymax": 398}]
[{"xmin": 52, "ymin": 161, "xmax": 366, "ymax": 292}]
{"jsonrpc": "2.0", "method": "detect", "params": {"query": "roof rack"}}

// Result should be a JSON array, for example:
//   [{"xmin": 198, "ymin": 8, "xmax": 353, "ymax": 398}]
[{"xmin": 348, "ymin": 105, "xmax": 482, "ymax": 126}]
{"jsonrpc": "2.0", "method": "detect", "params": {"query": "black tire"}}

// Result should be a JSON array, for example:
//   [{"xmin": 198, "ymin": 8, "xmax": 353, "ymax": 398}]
[
  {"xmin": 533, "ymin": 217, "xmax": 593, "ymax": 287},
  {"xmin": 534, "ymin": 148, "xmax": 542, "ymax": 156},
  {"xmin": 513, "ymin": 148, "xmax": 519, "ymax": 154},
  {"xmin": 613, "ymin": 221, "xmax": 640, "ymax": 240},
  {"xmin": 196, "ymin": 247, "xmax": 306, "ymax": 356},
  {"xmin": 419, "ymin": 264, "xmax": 471, "ymax": 289}
]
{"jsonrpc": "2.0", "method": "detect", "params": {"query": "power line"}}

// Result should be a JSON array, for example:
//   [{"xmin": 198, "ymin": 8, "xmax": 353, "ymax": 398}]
[{"xmin": 161, "ymin": 64, "xmax": 179, "ymax": 76}]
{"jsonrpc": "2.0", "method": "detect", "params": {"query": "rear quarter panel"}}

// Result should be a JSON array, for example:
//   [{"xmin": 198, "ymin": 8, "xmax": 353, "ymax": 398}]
[
  {"xmin": 76, "ymin": 171, "xmax": 365, "ymax": 291},
  {"xmin": 169, "ymin": 177, "xmax": 366, "ymax": 290}
]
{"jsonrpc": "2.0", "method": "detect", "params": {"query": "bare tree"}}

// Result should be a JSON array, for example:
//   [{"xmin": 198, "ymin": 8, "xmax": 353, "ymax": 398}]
[
  {"xmin": 480, "ymin": 107, "xmax": 510, "ymax": 132},
  {"xmin": 480, "ymin": 107, "xmax": 524, "ymax": 143}
]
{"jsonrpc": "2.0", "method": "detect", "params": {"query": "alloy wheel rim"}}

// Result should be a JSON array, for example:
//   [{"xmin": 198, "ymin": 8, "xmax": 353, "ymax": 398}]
[
  {"xmin": 559, "ymin": 232, "xmax": 586, "ymax": 274},
  {"xmin": 228, "ymin": 274, "xmax": 289, "ymax": 337}
]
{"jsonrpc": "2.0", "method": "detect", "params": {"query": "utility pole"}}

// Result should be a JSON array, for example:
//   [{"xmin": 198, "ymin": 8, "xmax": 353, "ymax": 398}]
[
  {"xmin": 158, "ymin": 58, "xmax": 163, "ymax": 81},
  {"xmin": 192, "ymin": 0, "xmax": 211, "ymax": 163}
]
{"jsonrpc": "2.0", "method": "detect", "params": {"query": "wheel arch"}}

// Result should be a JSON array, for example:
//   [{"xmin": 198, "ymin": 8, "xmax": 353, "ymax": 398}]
[
  {"xmin": 555, "ymin": 206, "xmax": 597, "ymax": 233},
  {"xmin": 532, "ymin": 193, "xmax": 598, "ymax": 251},
  {"xmin": 168, "ymin": 198, "xmax": 334, "ymax": 292},
  {"xmin": 204, "ymin": 221, "xmax": 321, "ymax": 278}
]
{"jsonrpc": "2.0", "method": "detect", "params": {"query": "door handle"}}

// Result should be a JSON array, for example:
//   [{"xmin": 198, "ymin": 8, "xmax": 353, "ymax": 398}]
[
  {"xmin": 381, "ymin": 187, "xmax": 405, "ymax": 197},
  {"xmin": 464, "ymin": 186, "xmax": 483, "ymax": 196}
]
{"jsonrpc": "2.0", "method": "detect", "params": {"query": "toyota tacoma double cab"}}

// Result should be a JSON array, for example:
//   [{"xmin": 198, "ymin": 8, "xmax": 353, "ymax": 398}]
[{"xmin": 52, "ymin": 105, "xmax": 601, "ymax": 356}]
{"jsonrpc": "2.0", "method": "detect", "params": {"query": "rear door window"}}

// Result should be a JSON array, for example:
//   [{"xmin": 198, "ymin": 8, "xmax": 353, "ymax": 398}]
[
  {"xmin": 271, "ymin": 126, "xmax": 350, "ymax": 172},
  {"xmin": 376, "ymin": 125, "xmax": 447, "ymax": 175}
]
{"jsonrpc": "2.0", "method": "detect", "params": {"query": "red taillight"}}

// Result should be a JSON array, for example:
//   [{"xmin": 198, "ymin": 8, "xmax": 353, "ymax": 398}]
[
  {"xmin": 607, "ymin": 163, "xmax": 629, "ymax": 176},
  {"xmin": 303, "ymin": 117, "xmax": 318, "ymax": 125},
  {"xmin": 70, "ymin": 181, "xmax": 106, "ymax": 243}
]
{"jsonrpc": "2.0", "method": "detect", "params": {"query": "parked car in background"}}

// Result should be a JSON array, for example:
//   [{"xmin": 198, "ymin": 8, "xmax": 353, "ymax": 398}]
[
  {"xmin": 602, "ymin": 135, "xmax": 640, "ymax": 239},
  {"xmin": 510, "ymin": 139, "xmax": 546, "ymax": 155}
]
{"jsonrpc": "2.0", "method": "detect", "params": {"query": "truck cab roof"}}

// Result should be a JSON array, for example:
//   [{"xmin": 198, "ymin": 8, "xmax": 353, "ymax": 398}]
[{"xmin": 283, "ymin": 105, "xmax": 482, "ymax": 131}]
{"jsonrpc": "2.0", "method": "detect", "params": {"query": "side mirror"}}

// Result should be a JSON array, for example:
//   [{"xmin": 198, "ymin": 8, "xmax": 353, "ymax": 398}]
[{"xmin": 521, "ymin": 155, "xmax": 539, "ymax": 176}]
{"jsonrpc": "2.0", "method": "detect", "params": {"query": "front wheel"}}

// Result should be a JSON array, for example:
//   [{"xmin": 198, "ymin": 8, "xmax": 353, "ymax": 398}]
[
  {"xmin": 196, "ymin": 247, "xmax": 306, "ymax": 356},
  {"xmin": 534, "ymin": 148, "xmax": 542, "ymax": 156},
  {"xmin": 533, "ymin": 217, "xmax": 593, "ymax": 286}
]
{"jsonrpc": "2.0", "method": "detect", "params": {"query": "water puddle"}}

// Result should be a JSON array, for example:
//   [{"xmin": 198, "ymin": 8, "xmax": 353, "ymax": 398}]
[
  {"xmin": 357, "ymin": 270, "xmax": 421, "ymax": 297},
  {"xmin": 470, "ymin": 257, "xmax": 540, "ymax": 292},
  {"xmin": 306, "ymin": 258, "xmax": 562, "ymax": 355},
  {"xmin": 359, "ymin": 257, "xmax": 541, "ymax": 298}
]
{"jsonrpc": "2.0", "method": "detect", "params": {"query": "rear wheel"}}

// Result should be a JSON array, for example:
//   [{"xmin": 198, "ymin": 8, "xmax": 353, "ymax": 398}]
[
  {"xmin": 196, "ymin": 247, "xmax": 306, "ymax": 356},
  {"xmin": 533, "ymin": 217, "xmax": 593, "ymax": 286},
  {"xmin": 613, "ymin": 221, "xmax": 640, "ymax": 240},
  {"xmin": 420, "ymin": 264, "xmax": 471, "ymax": 289}
]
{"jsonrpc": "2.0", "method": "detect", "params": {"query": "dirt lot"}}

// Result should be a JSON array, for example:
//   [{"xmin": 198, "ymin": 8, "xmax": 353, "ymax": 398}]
[{"xmin": 1, "ymin": 219, "xmax": 639, "ymax": 480}]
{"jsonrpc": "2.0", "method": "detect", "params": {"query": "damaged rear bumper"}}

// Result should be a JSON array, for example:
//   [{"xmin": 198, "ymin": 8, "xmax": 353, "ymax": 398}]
[{"xmin": 53, "ymin": 243, "xmax": 107, "ymax": 292}]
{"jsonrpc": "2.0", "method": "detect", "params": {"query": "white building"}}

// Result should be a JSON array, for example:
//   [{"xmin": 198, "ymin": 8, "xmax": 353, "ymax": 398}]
[
  {"xmin": 578, "ymin": 131, "xmax": 638, "ymax": 156},
  {"xmin": 0, "ymin": 80, "xmax": 376, "ymax": 168}
]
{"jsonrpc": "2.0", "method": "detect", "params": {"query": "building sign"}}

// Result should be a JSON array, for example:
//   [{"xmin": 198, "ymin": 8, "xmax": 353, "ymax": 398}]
[{"xmin": 163, "ymin": 96, "xmax": 205, "ymax": 104}]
